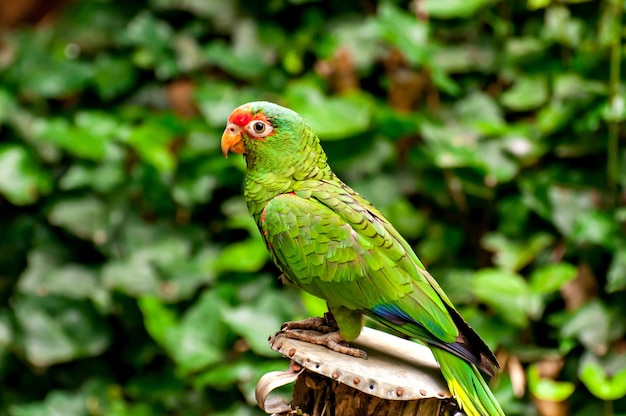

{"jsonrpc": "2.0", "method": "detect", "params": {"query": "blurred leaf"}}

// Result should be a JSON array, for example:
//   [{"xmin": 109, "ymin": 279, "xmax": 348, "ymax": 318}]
[
  {"xmin": 93, "ymin": 55, "xmax": 138, "ymax": 100},
  {"xmin": 124, "ymin": 369, "xmax": 188, "ymax": 411},
  {"xmin": 11, "ymin": 49, "xmax": 93, "ymax": 98},
  {"xmin": 34, "ymin": 111, "xmax": 122, "ymax": 161},
  {"xmin": 552, "ymin": 72, "xmax": 606, "ymax": 101},
  {"xmin": 420, "ymin": 122, "xmax": 482, "ymax": 168},
  {"xmin": 544, "ymin": 5, "xmax": 584, "ymax": 47},
  {"xmin": 203, "ymin": 20, "xmax": 275, "ymax": 80},
  {"xmin": 323, "ymin": 19, "xmax": 382, "ymax": 71},
  {"xmin": 432, "ymin": 44, "xmax": 496, "ymax": 73},
  {"xmin": 59, "ymin": 153, "xmax": 126, "ymax": 192},
  {"xmin": 0, "ymin": 89, "xmax": 17, "ymax": 123},
  {"xmin": 172, "ymin": 175, "xmax": 218, "ymax": 206},
  {"xmin": 501, "ymin": 76, "xmax": 548, "ymax": 111},
  {"xmin": 139, "ymin": 291, "xmax": 227, "ymax": 375},
  {"xmin": 150, "ymin": 0, "xmax": 238, "ymax": 29},
  {"xmin": 0, "ymin": 144, "xmax": 52, "ymax": 205},
  {"xmin": 159, "ymin": 246, "xmax": 221, "ymax": 300},
  {"xmin": 14, "ymin": 296, "xmax": 111, "ymax": 366},
  {"xmin": 285, "ymin": 82, "xmax": 374, "ymax": 139},
  {"xmin": 416, "ymin": 222, "xmax": 464, "ymax": 265},
  {"xmin": 194, "ymin": 357, "xmax": 286, "ymax": 405},
  {"xmin": 0, "ymin": 311, "xmax": 13, "ymax": 362},
  {"xmin": 102, "ymin": 259, "xmax": 160, "ymax": 297},
  {"xmin": 138, "ymin": 296, "xmax": 178, "ymax": 347},
  {"xmin": 425, "ymin": 0, "xmax": 496, "ymax": 18},
  {"xmin": 482, "ymin": 232, "xmax": 554, "ymax": 272},
  {"xmin": 222, "ymin": 303, "xmax": 282, "ymax": 356},
  {"xmin": 120, "ymin": 11, "xmax": 177, "ymax": 78},
  {"xmin": 221, "ymin": 196, "xmax": 259, "ymax": 235},
  {"xmin": 48, "ymin": 196, "xmax": 110, "ymax": 243},
  {"xmin": 527, "ymin": 363, "xmax": 576, "ymax": 401},
  {"xmin": 9, "ymin": 390, "xmax": 88, "ymax": 416},
  {"xmin": 125, "ymin": 116, "xmax": 182, "ymax": 173},
  {"xmin": 18, "ymin": 249, "xmax": 110, "ymax": 308},
  {"xmin": 454, "ymin": 91, "xmax": 504, "ymax": 129},
  {"xmin": 217, "ymin": 237, "xmax": 269, "ymax": 273},
  {"xmin": 99, "ymin": 400, "xmax": 155, "ymax": 416},
  {"xmin": 472, "ymin": 268, "xmax": 542, "ymax": 328},
  {"xmin": 225, "ymin": 277, "xmax": 303, "ymax": 356},
  {"xmin": 536, "ymin": 100, "xmax": 579, "ymax": 134},
  {"xmin": 169, "ymin": 290, "xmax": 228, "ymax": 374},
  {"xmin": 496, "ymin": 195, "xmax": 531, "ymax": 235},
  {"xmin": 579, "ymin": 352, "xmax": 626, "ymax": 400},
  {"xmin": 377, "ymin": 3, "xmax": 428, "ymax": 65},
  {"xmin": 505, "ymin": 37, "xmax": 547, "ymax": 62},
  {"xmin": 548, "ymin": 187, "xmax": 596, "ymax": 237},
  {"xmin": 569, "ymin": 209, "xmax": 619, "ymax": 248},
  {"xmin": 351, "ymin": 174, "xmax": 402, "ymax": 209},
  {"xmin": 607, "ymin": 243, "xmax": 626, "ymax": 293},
  {"xmin": 529, "ymin": 262, "xmax": 578, "ymax": 294},
  {"xmin": 560, "ymin": 300, "xmax": 624, "ymax": 354},
  {"xmin": 384, "ymin": 197, "xmax": 427, "ymax": 239},
  {"xmin": 602, "ymin": 95, "xmax": 626, "ymax": 122}
]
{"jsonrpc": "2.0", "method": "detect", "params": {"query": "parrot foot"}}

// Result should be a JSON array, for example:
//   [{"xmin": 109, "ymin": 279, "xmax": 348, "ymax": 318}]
[
  {"xmin": 279, "ymin": 328, "xmax": 368, "ymax": 359},
  {"xmin": 280, "ymin": 313, "xmax": 337, "ymax": 334}
]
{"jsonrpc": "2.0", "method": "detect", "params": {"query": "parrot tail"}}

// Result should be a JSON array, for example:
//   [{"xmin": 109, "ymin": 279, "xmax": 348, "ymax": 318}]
[{"xmin": 431, "ymin": 348, "xmax": 505, "ymax": 416}]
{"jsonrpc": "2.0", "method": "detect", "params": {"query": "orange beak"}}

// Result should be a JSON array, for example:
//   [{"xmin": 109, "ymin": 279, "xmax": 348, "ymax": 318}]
[{"xmin": 221, "ymin": 123, "xmax": 246, "ymax": 158}]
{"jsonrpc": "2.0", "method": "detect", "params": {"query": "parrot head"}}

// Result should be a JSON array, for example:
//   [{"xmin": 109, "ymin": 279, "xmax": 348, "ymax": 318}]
[{"xmin": 221, "ymin": 101, "xmax": 321, "ymax": 171}]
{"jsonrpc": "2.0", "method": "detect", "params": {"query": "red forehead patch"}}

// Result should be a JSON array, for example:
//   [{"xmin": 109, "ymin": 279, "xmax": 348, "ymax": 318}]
[{"xmin": 228, "ymin": 107, "xmax": 271, "ymax": 127}]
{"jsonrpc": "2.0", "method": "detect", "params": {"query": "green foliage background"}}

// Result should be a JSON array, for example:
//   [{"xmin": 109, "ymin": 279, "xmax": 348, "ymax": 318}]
[{"xmin": 1, "ymin": 0, "xmax": 625, "ymax": 415}]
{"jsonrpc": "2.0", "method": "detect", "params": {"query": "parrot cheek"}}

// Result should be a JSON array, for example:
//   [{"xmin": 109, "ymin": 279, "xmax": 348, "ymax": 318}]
[{"xmin": 221, "ymin": 130, "xmax": 246, "ymax": 158}]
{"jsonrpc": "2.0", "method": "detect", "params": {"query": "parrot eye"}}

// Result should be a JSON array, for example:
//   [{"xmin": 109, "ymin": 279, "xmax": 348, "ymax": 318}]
[
  {"xmin": 253, "ymin": 122, "xmax": 266, "ymax": 133},
  {"xmin": 246, "ymin": 120, "xmax": 273, "ymax": 139}
]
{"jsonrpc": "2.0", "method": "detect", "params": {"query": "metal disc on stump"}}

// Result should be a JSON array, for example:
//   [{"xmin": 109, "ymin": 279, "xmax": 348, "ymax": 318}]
[{"xmin": 256, "ymin": 327, "xmax": 460, "ymax": 416}]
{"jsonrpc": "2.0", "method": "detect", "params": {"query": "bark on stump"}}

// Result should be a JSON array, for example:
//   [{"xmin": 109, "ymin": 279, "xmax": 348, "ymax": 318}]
[{"xmin": 256, "ymin": 327, "xmax": 461, "ymax": 416}]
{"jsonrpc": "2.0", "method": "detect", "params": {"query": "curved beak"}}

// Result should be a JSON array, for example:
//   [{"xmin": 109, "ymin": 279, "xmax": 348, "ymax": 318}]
[{"xmin": 221, "ymin": 123, "xmax": 246, "ymax": 158}]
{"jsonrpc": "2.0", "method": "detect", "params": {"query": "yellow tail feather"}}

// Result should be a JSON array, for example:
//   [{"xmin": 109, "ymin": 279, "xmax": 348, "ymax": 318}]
[{"xmin": 432, "ymin": 349, "xmax": 505, "ymax": 416}]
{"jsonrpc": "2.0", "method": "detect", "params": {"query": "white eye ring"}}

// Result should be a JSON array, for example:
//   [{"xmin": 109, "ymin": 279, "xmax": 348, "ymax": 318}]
[{"xmin": 246, "ymin": 120, "xmax": 273, "ymax": 138}]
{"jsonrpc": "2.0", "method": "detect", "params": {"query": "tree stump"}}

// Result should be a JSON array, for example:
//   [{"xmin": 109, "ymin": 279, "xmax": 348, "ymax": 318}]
[{"xmin": 256, "ymin": 327, "xmax": 461, "ymax": 416}]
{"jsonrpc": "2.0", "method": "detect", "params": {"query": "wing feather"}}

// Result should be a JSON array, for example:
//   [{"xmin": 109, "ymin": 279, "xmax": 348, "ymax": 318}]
[{"xmin": 260, "ymin": 186, "xmax": 459, "ymax": 344}]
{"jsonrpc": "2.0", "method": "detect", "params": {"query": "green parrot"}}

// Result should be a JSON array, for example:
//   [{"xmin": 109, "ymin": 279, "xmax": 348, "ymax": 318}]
[{"xmin": 221, "ymin": 101, "xmax": 505, "ymax": 416}]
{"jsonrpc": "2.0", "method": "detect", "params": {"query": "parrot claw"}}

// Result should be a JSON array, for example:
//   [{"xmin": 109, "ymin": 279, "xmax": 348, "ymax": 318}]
[
  {"xmin": 280, "ymin": 315, "xmax": 337, "ymax": 334},
  {"xmin": 278, "ymin": 326, "xmax": 368, "ymax": 359}
]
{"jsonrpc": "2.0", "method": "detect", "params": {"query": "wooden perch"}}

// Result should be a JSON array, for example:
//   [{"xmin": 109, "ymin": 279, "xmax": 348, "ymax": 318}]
[{"xmin": 256, "ymin": 327, "xmax": 461, "ymax": 416}]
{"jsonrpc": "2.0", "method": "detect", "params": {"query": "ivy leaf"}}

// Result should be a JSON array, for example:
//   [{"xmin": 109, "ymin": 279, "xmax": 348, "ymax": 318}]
[
  {"xmin": 425, "ymin": 0, "xmax": 495, "ymax": 18},
  {"xmin": 14, "ymin": 296, "xmax": 111, "ymax": 367},
  {"xmin": 48, "ymin": 196, "xmax": 110, "ymax": 244},
  {"xmin": 0, "ymin": 144, "xmax": 52, "ymax": 205},
  {"xmin": 472, "ymin": 268, "xmax": 543, "ymax": 328},
  {"xmin": 285, "ymin": 82, "xmax": 374, "ymax": 140},
  {"xmin": 579, "ymin": 353, "xmax": 626, "ymax": 400},
  {"xmin": 560, "ymin": 300, "xmax": 625, "ymax": 355},
  {"xmin": 217, "ymin": 237, "xmax": 269, "ymax": 273},
  {"xmin": 501, "ymin": 76, "xmax": 549, "ymax": 111},
  {"xmin": 482, "ymin": 233, "xmax": 554, "ymax": 273},
  {"xmin": 529, "ymin": 263, "xmax": 578, "ymax": 294},
  {"xmin": 527, "ymin": 363, "xmax": 576, "ymax": 402},
  {"xmin": 607, "ymin": 243, "xmax": 626, "ymax": 293}
]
